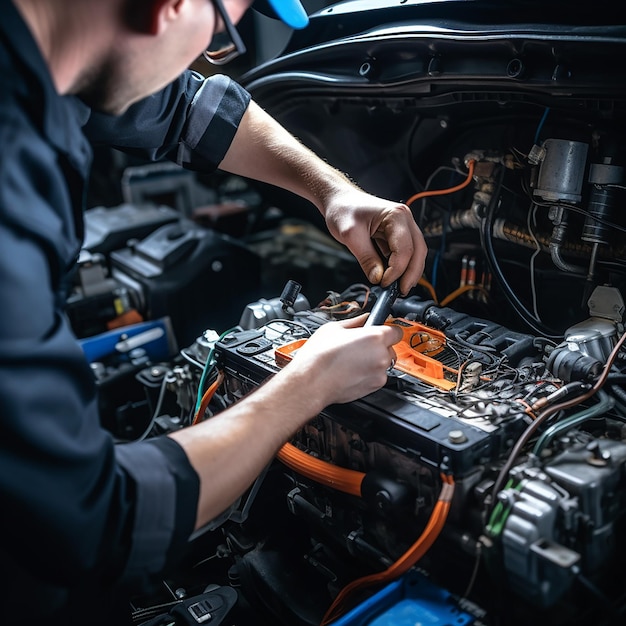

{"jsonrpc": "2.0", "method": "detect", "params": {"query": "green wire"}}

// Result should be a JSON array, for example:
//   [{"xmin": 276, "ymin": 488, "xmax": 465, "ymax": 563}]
[
  {"xmin": 194, "ymin": 326, "xmax": 239, "ymax": 415},
  {"xmin": 486, "ymin": 479, "xmax": 522, "ymax": 537}
]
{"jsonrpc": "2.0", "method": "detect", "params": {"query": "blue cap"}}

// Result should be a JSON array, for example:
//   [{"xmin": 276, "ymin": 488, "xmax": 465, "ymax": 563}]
[{"xmin": 255, "ymin": 0, "xmax": 309, "ymax": 29}]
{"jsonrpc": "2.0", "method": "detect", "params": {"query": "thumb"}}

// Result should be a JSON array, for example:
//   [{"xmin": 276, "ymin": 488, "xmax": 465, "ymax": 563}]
[
  {"xmin": 335, "ymin": 315, "xmax": 402, "ymax": 345},
  {"xmin": 335, "ymin": 313, "xmax": 369, "ymax": 329}
]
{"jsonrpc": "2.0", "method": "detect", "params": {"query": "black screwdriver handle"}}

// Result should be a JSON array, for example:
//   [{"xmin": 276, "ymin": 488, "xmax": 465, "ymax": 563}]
[{"xmin": 365, "ymin": 280, "xmax": 400, "ymax": 326}]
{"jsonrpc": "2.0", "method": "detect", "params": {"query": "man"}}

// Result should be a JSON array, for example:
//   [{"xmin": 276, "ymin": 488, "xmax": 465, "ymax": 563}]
[{"xmin": 0, "ymin": 0, "xmax": 427, "ymax": 623}]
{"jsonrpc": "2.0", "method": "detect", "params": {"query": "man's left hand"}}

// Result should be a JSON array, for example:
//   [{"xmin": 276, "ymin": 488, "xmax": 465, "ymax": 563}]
[{"xmin": 323, "ymin": 187, "xmax": 427, "ymax": 295}]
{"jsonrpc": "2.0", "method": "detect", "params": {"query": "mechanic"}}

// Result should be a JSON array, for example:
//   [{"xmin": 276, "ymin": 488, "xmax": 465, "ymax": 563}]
[{"xmin": 0, "ymin": 0, "xmax": 427, "ymax": 624}]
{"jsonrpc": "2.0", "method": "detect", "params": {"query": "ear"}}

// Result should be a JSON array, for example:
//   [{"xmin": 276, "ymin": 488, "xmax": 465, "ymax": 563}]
[
  {"xmin": 125, "ymin": 0, "xmax": 185, "ymax": 35},
  {"xmin": 147, "ymin": 0, "xmax": 186, "ymax": 35}
]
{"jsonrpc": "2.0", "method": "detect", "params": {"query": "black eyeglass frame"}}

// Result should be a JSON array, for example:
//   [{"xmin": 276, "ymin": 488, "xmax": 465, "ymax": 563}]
[{"xmin": 203, "ymin": 0, "xmax": 247, "ymax": 65}]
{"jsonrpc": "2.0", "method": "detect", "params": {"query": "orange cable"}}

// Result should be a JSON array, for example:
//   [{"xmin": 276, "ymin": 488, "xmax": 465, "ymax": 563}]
[
  {"xmin": 320, "ymin": 474, "xmax": 455, "ymax": 625},
  {"xmin": 439, "ymin": 284, "xmax": 488, "ymax": 307},
  {"xmin": 406, "ymin": 161, "xmax": 476, "ymax": 303},
  {"xmin": 417, "ymin": 276, "xmax": 439, "ymax": 304},
  {"xmin": 192, "ymin": 371, "xmax": 225, "ymax": 425},
  {"xmin": 274, "ymin": 448, "xmax": 456, "ymax": 624},
  {"xmin": 277, "ymin": 442, "xmax": 365, "ymax": 497},
  {"xmin": 405, "ymin": 160, "xmax": 476, "ymax": 208}
]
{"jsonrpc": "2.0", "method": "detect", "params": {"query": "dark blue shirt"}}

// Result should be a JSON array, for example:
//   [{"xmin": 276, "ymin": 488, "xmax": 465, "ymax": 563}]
[{"xmin": 0, "ymin": 0, "xmax": 251, "ymax": 623}]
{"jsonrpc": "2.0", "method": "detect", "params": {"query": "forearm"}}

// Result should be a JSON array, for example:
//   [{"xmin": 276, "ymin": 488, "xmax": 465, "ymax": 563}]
[
  {"xmin": 169, "ymin": 316, "xmax": 401, "ymax": 530},
  {"xmin": 218, "ymin": 99, "xmax": 427, "ymax": 293},
  {"xmin": 168, "ymin": 364, "xmax": 321, "ymax": 530},
  {"xmin": 218, "ymin": 99, "xmax": 357, "ymax": 215}
]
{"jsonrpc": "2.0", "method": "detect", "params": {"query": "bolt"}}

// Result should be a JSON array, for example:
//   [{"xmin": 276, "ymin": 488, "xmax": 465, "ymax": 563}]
[{"xmin": 449, "ymin": 429, "xmax": 467, "ymax": 444}]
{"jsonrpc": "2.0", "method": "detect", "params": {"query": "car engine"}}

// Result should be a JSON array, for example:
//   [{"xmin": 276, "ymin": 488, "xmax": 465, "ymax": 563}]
[
  {"xmin": 78, "ymin": 2, "xmax": 626, "ymax": 624},
  {"xmin": 132, "ymin": 276, "xmax": 623, "ymax": 626}
]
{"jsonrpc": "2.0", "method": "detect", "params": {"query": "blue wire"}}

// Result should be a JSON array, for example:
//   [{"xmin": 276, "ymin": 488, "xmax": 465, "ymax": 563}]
[
  {"xmin": 432, "ymin": 218, "xmax": 447, "ymax": 291},
  {"xmin": 534, "ymin": 107, "xmax": 550, "ymax": 145}
]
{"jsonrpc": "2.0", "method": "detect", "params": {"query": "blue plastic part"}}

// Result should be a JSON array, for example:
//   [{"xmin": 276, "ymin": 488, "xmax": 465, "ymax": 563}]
[
  {"xmin": 79, "ymin": 317, "xmax": 176, "ymax": 364},
  {"xmin": 330, "ymin": 571, "xmax": 476, "ymax": 626}
]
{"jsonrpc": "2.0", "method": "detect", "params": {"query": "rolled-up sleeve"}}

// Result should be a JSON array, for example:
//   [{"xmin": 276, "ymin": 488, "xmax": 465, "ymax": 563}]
[
  {"xmin": 115, "ymin": 437, "xmax": 199, "ymax": 583},
  {"xmin": 84, "ymin": 71, "xmax": 251, "ymax": 171}
]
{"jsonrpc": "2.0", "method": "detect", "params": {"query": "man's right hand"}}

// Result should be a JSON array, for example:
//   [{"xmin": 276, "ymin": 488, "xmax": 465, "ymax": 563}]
[{"xmin": 283, "ymin": 314, "xmax": 402, "ymax": 411}]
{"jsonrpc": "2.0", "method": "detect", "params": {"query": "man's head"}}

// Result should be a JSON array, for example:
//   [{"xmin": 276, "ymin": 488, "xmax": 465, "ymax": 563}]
[
  {"xmin": 105, "ymin": 0, "xmax": 308, "ymax": 113},
  {"xmin": 14, "ymin": 0, "xmax": 307, "ymax": 115}
]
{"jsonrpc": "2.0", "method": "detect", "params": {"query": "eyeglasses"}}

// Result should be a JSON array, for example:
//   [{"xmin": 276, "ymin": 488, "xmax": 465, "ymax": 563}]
[{"xmin": 203, "ymin": 0, "xmax": 247, "ymax": 65}]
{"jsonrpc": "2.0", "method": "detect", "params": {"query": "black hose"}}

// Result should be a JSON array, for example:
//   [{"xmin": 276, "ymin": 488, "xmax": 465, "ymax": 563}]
[{"xmin": 480, "ymin": 166, "xmax": 563, "ymax": 340}]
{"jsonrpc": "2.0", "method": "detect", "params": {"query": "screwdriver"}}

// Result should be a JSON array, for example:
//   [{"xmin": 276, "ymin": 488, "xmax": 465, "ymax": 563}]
[{"xmin": 364, "ymin": 280, "xmax": 400, "ymax": 326}]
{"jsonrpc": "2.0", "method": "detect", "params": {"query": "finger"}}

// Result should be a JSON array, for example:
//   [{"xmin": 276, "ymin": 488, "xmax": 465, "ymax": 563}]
[
  {"xmin": 386, "ymin": 323, "xmax": 403, "ymax": 346},
  {"xmin": 369, "ymin": 322, "xmax": 403, "ymax": 346},
  {"xmin": 344, "ymin": 237, "xmax": 386, "ymax": 285},
  {"xmin": 380, "ymin": 217, "xmax": 427, "ymax": 294},
  {"xmin": 335, "ymin": 315, "xmax": 402, "ymax": 345}
]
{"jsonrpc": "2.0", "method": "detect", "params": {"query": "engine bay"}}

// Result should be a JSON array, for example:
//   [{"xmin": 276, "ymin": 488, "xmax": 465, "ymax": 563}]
[
  {"xmin": 116, "ymin": 278, "xmax": 625, "ymax": 626},
  {"xmin": 77, "ymin": 3, "xmax": 626, "ymax": 624}
]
